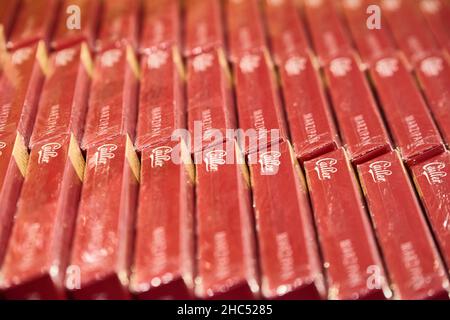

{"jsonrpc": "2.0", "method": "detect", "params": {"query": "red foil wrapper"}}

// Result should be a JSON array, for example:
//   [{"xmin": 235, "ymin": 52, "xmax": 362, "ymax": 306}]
[
  {"xmin": 340, "ymin": 0, "xmax": 398, "ymax": 67},
  {"xmin": 140, "ymin": 0, "xmax": 180, "ymax": 52},
  {"xmin": 411, "ymin": 152, "xmax": 450, "ymax": 275},
  {"xmin": 82, "ymin": 45, "xmax": 139, "ymax": 150},
  {"xmin": 380, "ymin": 0, "xmax": 440, "ymax": 66},
  {"xmin": 136, "ymin": 46, "xmax": 185, "ymax": 151},
  {"xmin": 0, "ymin": 132, "xmax": 28, "ymax": 267},
  {"xmin": 418, "ymin": 0, "xmax": 450, "ymax": 55},
  {"xmin": 6, "ymin": 0, "xmax": 59, "ymax": 51},
  {"xmin": 184, "ymin": 0, "xmax": 224, "ymax": 57},
  {"xmin": 248, "ymin": 141, "xmax": 325, "ymax": 299},
  {"xmin": 263, "ymin": 0, "xmax": 310, "ymax": 64},
  {"xmin": 276, "ymin": 51, "xmax": 339, "ymax": 162},
  {"xmin": 187, "ymin": 49, "xmax": 236, "ymax": 153},
  {"xmin": 324, "ymin": 54, "xmax": 391, "ymax": 164},
  {"xmin": 233, "ymin": 49, "xmax": 288, "ymax": 155},
  {"xmin": 370, "ymin": 54, "xmax": 444, "ymax": 165},
  {"xmin": 195, "ymin": 141, "xmax": 258, "ymax": 299},
  {"xmin": 0, "ymin": 42, "xmax": 47, "ymax": 146},
  {"xmin": 69, "ymin": 134, "xmax": 140, "ymax": 300},
  {"xmin": 225, "ymin": 0, "xmax": 267, "ymax": 62},
  {"xmin": 358, "ymin": 151, "xmax": 449, "ymax": 300},
  {"xmin": 0, "ymin": 134, "xmax": 85, "ymax": 299},
  {"xmin": 416, "ymin": 53, "xmax": 450, "ymax": 147},
  {"xmin": 303, "ymin": 0, "xmax": 354, "ymax": 66},
  {"xmin": 304, "ymin": 148, "xmax": 389, "ymax": 300},
  {"xmin": 96, "ymin": 0, "xmax": 139, "ymax": 52},
  {"xmin": 30, "ymin": 43, "xmax": 93, "ymax": 148},
  {"xmin": 51, "ymin": 0, "xmax": 101, "ymax": 51},
  {"xmin": 0, "ymin": 0, "xmax": 20, "ymax": 45},
  {"xmin": 131, "ymin": 140, "xmax": 195, "ymax": 299}
]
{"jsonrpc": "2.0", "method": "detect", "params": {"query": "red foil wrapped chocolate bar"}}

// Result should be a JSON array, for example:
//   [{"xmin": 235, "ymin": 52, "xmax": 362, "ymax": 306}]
[
  {"xmin": 225, "ymin": 0, "xmax": 267, "ymax": 62},
  {"xmin": 184, "ymin": 0, "xmax": 224, "ymax": 57},
  {"xmin": 411, "ymin": 152, "xmax": 450, "ymax": 274},
  {"xmin": 380, "ymin": 0, "xmax": 440, "ymax": 67},
  {"xmin": 95, "ymin": 0, "xmax": 139, "ymax": 52},
  {"xmin": 418, "ymin": 0, "xmax": 450, "ymax": 55},
  {"xmin": 263, "ymin": 0, "xmax": 310, "ymax": 64},
  {"xmin": 6, "ymin": 0, "xmax": 59, "ymax": 51},
  {"xmin": 416, "ymin": 53, "xmax": 450, "ymax": 147},
  {"xmin": 358, "ymin": 151, "xmax": 449, "ymax": 300},
  {"xmin": 82, "ymin": 45, "xmax": 139, "ymax": 149},
  {"xmin": 136, "ymin": 46, "xmax": 184, "ymax": 151},
  {"xmin": 0, "ymin": 41, "xmax": 48, "ymax": 145},
  {"xmin": 69, "ymin": 135, "xmax": 140, "ymax": 300},
  {"xmin": 140, "ymin": 0, "xmax": 180, "ymax": 52},
  {"xmin": 303, "ymin": 0, "xmax": 354, "ymax": 66},
  {"xmin": 369, "ymin": 54, "xmax": 444, "ymax": 165},
  {"xmin": 51, "ymin": 0, "xmax": 101, "ymax": 51},
  {"xmin": 0, "ymin": 132, "xmax": 28, "ymax": 267},
  {"xmin": 30, "ymin": 43, "xmax": 93, "ymax": 148},
  {"xmin": 304, "ymin": 148, "xmax": 389, "ymax": 300},
  {"xmin": 340, "ymin": 0, "xmax": 398, "ymax": 67},
  {"xmin": 264, "ymin": 1, "xmax": 339, "ymax": 161},
  {"xmin": 131, "ymin": 140, "xmax": 194, "ymax": 299},
  {"xmin": 233, "ymin": 49, "xmax": 288, "ymax": 155},
  {"xmin": 0, "ymin": 0, "xmax": 20, "ymax": 47},
  {"xmin": 248, "ymin": 141, "xmax": 325, "ymax": 299},
  {"xmin": 187, "ymin": 48, "xmax": 236, "ymax": 153},
  {"xmin": 324, "ymin": 54, "xmax": 392, "ymax": 163},
  {"xmin": 195, "ymin": 141, "xmax": 258, "ymax": 299},
  {"xmin": 0, "ymin": 134, "xmax": 85, "ymax": 299}
]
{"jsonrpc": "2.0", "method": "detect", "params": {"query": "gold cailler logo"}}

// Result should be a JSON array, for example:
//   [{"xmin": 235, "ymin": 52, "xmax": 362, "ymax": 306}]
[
  {"xmin": 204, "ymin": 150, "xmax": 227, "ymax": 172},
  {"xmin": 423, "ymin": 162, "xmax": 447, "ymax": 185},
  {"xmin": 369, "ymin": 161, "xmax": 393, "ymax": 183},
  {"xmin": 38, "ymin": 143, "xmax": 62, "ymax": 164},
  {"xmin": 0, "ymin": 141, "xmax": 6, "ymax": 155},
  {"xmin": 259, "ymin": 151, "xmax": 281, "ymax": 175},
  {"xmin": 314, "ymin": 158, "xmax": 338, "ymax": 180},
  {"xmin": 150, "ymin": 146, "xmax": 173, "ymax": 168},
  {"xmin": 91, "ymin": 144, "xmax": 117, "ymax": 166}
]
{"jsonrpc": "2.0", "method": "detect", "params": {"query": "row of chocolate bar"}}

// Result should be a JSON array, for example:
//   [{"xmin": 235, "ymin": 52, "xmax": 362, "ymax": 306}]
[{"xmin": 0, "ymin": 0, "xmax": 449, "ymax": 300}]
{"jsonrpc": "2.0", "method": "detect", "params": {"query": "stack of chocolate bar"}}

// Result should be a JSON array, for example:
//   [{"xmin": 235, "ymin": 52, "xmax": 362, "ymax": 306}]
[{"xmin": 0, "ymin": 0, "xmax": 449, "ymax": 300}]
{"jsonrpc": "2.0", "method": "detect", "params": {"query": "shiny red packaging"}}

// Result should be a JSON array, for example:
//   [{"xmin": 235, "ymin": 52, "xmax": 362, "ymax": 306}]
[
  {"xmin": 6, "ymin": 0, "xmax": 59, "ymax": 51},
  {"xmin": 233, "ymin": 49, "xmax": 288, "ymax": 155},
  {"xmin": 418, "ymin": 0, "xmax": 450, "ymax": 55},
  {"xmin": 0, "ymin": 0, "xmax": 20, "ymax": 46},
  {"xmin": 0, "ymin": 134, "xmax": 85, "ymax": 299},
  {"xmin": 195, "ymin": 141, "xmax": 258, "ymax": 299},
  {"xmin": 140, "ymin": 0, "xmax": 180, "ymax": 52},
  {"xmin": 380, "ymin": 0, "xmax": 440, "ymax": 66},
  {"xmin": 82, "ymin": 45, "xmax": 139, "ymax": 150},
  {"xmin": 96, "ymin": 0, "xmax": 139, "ymax": 52},
  {"xmin": 184, "ymin": 0, "xmax": 224, "ymax": 57},
  {"xmin": 358, "ymin": 151, "xmax": 449, "ymax": 300},
  {"xmin": 0, "ymin": 42, "xmax": 47, "ymax": 146},
  {"xmin": 411, "ymin": 152, "xmax": 450, "ymax": 274},
  {"xmin": 340, "ymin": 0, "xmax": 398, "ymax": 67},
  {"xmin": 0, "ymin": 132, "xmax": 28, "ymax": 267},
  {"xmin": 263, "ymin": 0, "xmax": 310, "ymax": 64},
  {"xmin": 187, "ymin": 49, "xmax": 236, "ymax": 153},
  {"xmin": 225, "ymin": 0, "xmax": 267, "ymax": 62},
  {"xmin": 51, "ymin": 0, "xmax": 101, "ymax": 51},
  {"xmin": 303, "ymin": 0, "xmax": 354, "ymax": 66},
  {"xmin": 30, "ymin": 43, "xmax": 93, "ymax": 148},
  {"xmin": 131, "ymin": 140, "xmax": 195, "ymax": 299},
  {"xmin": 370, "ymin": 54, "xmax": 444, "ymax": 165},
  {"xmin": 69, "ymin": 134, "xmax": 140, "ymax": 300},
  {"xmin": 136, "ymin": 46, "xmax": 184, "ymax": 151},
  {"xmin": 248, "ymin": 141, "xmax": 325, "ymax": 299},
  {"xmin": 277, "ymin": 50, "xmax": 339, "ymax": 161},
  {"xmin": 304, "ymin": 148, "xmax": 389, "ymax": 300},
  {"xmin": 324, "ymin": 54, "xmax": 391, "ymax": 164},
  {"xmin": 416, "ymin": 53, "xmax": 450, "ymax": 147}
]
